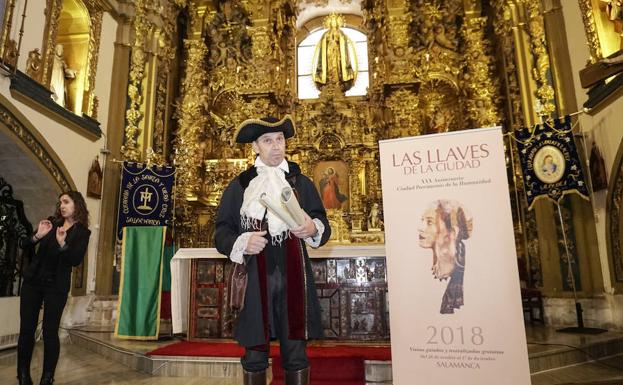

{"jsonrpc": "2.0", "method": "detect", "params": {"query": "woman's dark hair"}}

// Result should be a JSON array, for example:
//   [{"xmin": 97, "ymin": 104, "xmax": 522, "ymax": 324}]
[{"xmin": 53, "ymin": 190, "xmax": 89, "ymax": 227}]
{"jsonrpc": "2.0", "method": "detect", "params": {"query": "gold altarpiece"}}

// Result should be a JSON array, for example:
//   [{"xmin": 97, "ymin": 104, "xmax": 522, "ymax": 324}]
[
  {"xmin": 165, "ymin": 0, "xmax": 506, "ymax": 248},
  {"xmin": 114, "ymin": 0, "xmax": 606, "ymax": 298}
]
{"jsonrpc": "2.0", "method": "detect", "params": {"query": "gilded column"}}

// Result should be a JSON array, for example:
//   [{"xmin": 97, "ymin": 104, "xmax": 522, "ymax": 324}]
[
  {"xmin": 490, "ymin": 0, "xmax": 543, "ymax": 288},
  {"xmin": 491, "ymin": 0, "xmax": 525, "ymax": 130},
  {"xmin": 525, "ymin": 1, "xmax": 556, "ymax": 118},
  {"xmin": 121, "ymin": 0, "xmax": 148, "ymax": 161},
  {"xmin": 82, "ymin": 1, "xmax": 104, "ymax": 117},
  {"xmin": 460, "ymin": 16, "xmax": 502, "ymax": 127},
  {"xmin": 41, "ymin": 0, "xmax": 63, "ymax": 88},
  {"xmin": 173, "ymin": 38, "xmax": 208, "ymax": 202}
]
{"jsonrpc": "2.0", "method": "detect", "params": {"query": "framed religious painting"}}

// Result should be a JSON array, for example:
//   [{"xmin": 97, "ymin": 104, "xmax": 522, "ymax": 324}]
[
  {"xmin": 313, "ymin": 160, "xmax": 349, "ymax": 211},
  {"xmin": 86, "ymin": 157, "xmax": 103, "ymax": 199}
]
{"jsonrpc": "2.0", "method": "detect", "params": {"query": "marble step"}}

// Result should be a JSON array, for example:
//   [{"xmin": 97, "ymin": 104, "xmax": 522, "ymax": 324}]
[{"xmin": 68, "ymin": 328, "xmax": 623, "ymax": 381}]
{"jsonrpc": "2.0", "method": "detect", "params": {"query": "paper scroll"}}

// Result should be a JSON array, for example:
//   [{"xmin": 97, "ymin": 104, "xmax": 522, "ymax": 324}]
[
  {"xmin": 259, "ymin": 187, "xmax": 306, "ymax": 229},
  {"xmin": 260, "ymin": 193, "xmax": 299, "ymax": 228},
  {"xmin": 281, "ymin": 186, "xmax": 306, "ymax": 226}
]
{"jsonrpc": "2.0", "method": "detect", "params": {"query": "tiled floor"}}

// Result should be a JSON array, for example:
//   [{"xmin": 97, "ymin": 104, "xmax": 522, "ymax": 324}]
[
  {"xmin": 0, "ymin": 343, "xmax": 237, "ymax": 385},
  {"xmin": 1, "ymin": 324, "xmax": 623, "ymax": 384}
]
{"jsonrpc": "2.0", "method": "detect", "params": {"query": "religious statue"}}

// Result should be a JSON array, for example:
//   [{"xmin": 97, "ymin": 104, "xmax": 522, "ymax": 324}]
[
  {"xmin": 50, "ymin": 44, "xmax": 76, "ymax": 108},
  {"xmin": 367, "ymin": 203, "xmax": 383, "ymax": 231},
  {"xmin": 603, "ymin": 0, "xmax": 622, "ymax": 21},
  {"xmin": 312, "ymin": 13, "xmax": 358, "ymax": 93},
  {"xmin": 430, "ymin": 109, "xmax": 453, "ymax": 133},
  {"xmin": 26, "ymin": 49, "xmax": 42, "ymax": 80}
]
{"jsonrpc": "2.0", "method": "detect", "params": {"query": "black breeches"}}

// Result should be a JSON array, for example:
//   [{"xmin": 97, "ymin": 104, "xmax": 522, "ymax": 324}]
[
  {"xmin": 17, "ymin": 282, "xmax": 68, "ymax": 375},
  {"xmin": 241, "ymin": 265, "xmax": 308, "ymax": 372}
]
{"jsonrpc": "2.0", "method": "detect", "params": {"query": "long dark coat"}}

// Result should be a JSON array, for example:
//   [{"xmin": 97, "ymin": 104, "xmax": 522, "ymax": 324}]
[{"xmin": 215, "ymin": 161, "xmax": 331, "ymax": 347}]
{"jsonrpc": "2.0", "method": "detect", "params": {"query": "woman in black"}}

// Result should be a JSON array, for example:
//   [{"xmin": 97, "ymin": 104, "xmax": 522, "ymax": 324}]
[{"xmin": 17, "ymin": 191, "xmax": 91, "ymax": 385}]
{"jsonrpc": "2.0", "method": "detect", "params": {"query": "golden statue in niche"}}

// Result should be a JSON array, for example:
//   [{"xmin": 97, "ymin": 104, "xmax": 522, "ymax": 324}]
[
  {"xmin": 50, "ymin": 44, "xmax": 76, "ymax": 108},
  {"xmin": 312, "ymin": 13, "xmax": 358, "ymax": 93}
]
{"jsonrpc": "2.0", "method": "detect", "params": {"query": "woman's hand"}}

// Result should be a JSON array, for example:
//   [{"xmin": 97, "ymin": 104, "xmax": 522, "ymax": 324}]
[
  {"xmin": 56, "ymin": 226, "xmax": 67, "ymax": 248},
  {"xmin": 34, "ymin": 219, "xmax": 53, "ymax": 240}
]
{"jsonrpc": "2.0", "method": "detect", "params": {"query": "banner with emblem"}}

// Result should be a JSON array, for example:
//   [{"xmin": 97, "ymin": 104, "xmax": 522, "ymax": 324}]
[
  {"xmin": 116, "ymin": 162, "xmax": 176, "ymax": 237},
  {"xmin": 514, "ymin": 116, "xmax": 589, "ymax": 210}
]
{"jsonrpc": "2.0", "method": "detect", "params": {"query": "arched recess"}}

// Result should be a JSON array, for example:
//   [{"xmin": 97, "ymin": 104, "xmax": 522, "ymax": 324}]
[
  {"xmin": 606, "ymin": 136, "xmax": 623, "ymax": 291},
  {"xmin": 40, "ymin": 0, "xmax": 103, "ymax": 117},
  {"xmin": 0, "ymin": 94, "xmax": 84, "ymax": 294},
  {"xmin": 296, "ymin": 14, "xmax": 368, "ymax": 99},
  {"xmin": 0, "ymin": 95, "xmax": 76, "ymax": 193}
]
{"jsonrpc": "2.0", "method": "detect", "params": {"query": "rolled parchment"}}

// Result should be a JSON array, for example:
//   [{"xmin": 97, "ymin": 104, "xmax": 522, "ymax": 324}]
[
  {"xmin": 259, "ymin": 193, "xmax": 299, "ymax": 228},
  {"xmin": 281, "ymin": 187, "xmax": 306, "ymax": 226}
]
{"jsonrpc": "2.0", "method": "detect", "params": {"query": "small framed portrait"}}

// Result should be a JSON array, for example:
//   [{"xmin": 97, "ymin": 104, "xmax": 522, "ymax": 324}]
[{"xmin": 86, "ymin": 157, "xmax": 103, "ymax": 199}]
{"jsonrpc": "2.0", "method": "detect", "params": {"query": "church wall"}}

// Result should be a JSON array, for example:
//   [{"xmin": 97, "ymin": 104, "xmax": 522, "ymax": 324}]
[
  {"xmin": 562, "ymin": 3, "xmax": 623, "ymax": 293},
  {"xmin": 83, "ymin": 11, "xmax": 117, "ymax": 295},
  {"xmin": 0, "ymin": 2, "xmax": 121, "ymax": 338},
  {"xmin": 15, "ymin": 0, "xmax": 47, "ymax": 75},
  {"xmin": 544, "ymin": 2, "xmax": 623, "ymax": 329},
  {"xmin": 0, "ymin": 297, "xmax": 20, "ymax": 349},
  {"xmin": 0, "ymin": 96, "xmax": 104, "ymax": 286}
]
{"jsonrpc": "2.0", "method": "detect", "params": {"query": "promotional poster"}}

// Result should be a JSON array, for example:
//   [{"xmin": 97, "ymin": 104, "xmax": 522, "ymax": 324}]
[{"xmin": 379, "ymin": 127, "xmax": 530, "ymax": 385}]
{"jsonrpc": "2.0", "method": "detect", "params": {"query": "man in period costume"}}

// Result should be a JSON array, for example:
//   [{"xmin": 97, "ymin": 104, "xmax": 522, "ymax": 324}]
[{"xmin": 215, "ymin": 115, "xmax": 331, "ymax": 385}]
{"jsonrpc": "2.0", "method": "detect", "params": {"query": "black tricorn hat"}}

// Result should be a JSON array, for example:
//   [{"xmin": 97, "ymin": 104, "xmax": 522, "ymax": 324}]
[{"xmin": 235, "ymin": 115, "xmax": 295, "ymax": 143}]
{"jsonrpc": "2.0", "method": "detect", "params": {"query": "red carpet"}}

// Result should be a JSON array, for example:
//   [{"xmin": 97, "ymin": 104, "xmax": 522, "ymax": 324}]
[
  {"xmin": 270, "ymin": 356, "xmax": 364, "ymax": 385},
  {"xmin": 147, "ymin": 341, "xmax": 391, "ymax": 384}
]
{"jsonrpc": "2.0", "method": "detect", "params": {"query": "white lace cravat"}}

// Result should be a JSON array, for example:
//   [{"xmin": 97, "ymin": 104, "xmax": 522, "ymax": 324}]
[{"xmin": 240, "ymin": 163, "xmax": 290, "ymax": 244}]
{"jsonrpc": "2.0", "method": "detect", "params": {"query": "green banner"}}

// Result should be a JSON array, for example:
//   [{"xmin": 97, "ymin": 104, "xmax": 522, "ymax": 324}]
[
  {"xmin": 162, "ymin": 242, "xmax": 175, "ymax": 292},
  {"xmin": 115, "ymin": 226, "xmax": 166, "ymax": 340}
]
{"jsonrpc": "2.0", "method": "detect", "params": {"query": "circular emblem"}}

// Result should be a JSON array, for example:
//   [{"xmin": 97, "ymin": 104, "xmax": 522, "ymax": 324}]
[
  {"xmin": 534, "ymin": 145, "xmax": 565, "ymax": 184},
  {"xmin": 132, "ymin": 184, "xmax": 159, "ymax": 216}
]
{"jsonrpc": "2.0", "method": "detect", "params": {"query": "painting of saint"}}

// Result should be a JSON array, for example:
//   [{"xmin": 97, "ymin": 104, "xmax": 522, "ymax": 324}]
[
  {"xmin": 314, "ymin": 161, "xmax": 349, "ymax": 210},
  {"xmin": 541, "ymin": 155, "xmax": 557, "ymax": 176},
  {"xmin": 534, "ymin": 145, "xmax": 565, "ymax": 183}
]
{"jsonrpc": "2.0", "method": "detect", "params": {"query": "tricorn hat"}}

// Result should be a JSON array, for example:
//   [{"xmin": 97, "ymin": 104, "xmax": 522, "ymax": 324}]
[{"xmin": 235, "ymin": 115, "xmax": 295, "ymax": 143}]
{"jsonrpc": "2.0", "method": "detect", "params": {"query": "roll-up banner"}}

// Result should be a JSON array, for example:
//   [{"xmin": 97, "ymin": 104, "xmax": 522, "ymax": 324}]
[{"xmin": 379, "ymin": 127, "xmax": 530, "ymax": 385}]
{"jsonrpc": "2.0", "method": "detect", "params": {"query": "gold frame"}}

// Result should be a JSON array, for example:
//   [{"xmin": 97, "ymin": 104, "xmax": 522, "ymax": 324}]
[
  {"xmin": 578, "ymin": 0, "xmax": 623, "ymax": 62},
  {"xmin": 40, "ymin": 0, "xmax": 103, "ymax": 117},
  {"xmin": 607, "ymin": 139, "xmax": 623, "ymax": 287},
  {"xmin": 0, "ymin": 0, "xmax": 16, "ymax": 61}
]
